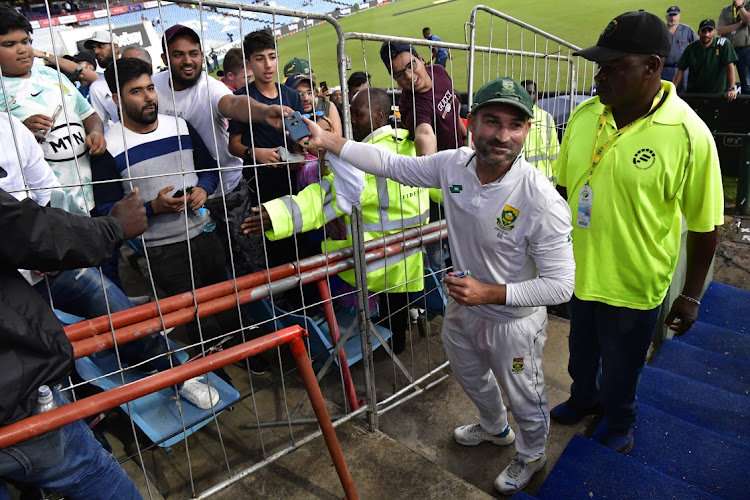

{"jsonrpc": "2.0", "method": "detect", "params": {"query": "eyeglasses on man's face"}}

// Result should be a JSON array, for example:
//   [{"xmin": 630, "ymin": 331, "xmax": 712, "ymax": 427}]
[{"xmin": 393, "ymin": 57, "xmax": 418, "ymax": 81}]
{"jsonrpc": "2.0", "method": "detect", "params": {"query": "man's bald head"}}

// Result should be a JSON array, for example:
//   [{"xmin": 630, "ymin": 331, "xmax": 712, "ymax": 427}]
[{"xmin": 350, "ymin": 87, "xmax": 392, "ymax": 141}]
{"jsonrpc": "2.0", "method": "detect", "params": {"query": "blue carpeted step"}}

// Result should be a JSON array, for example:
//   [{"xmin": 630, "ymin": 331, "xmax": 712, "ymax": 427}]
[
  {"xmin": 679, "ymin": 321, "xmax": 750, "ymax": 362},
  {"xmin": 590, "ymin": 404, "xmax": 750, "ymax": 499},
  {"xmin": 536, "ymin": 435, "xmax": 722, "ymax": 499},
  {"xmin": 510, "ymin": 492, "xmax": 536, "ymax": 499},
  {"xmin": 699, "ymin": 282, "xmax": 750, "ymax": 334},
  {"xmin": 638, "ymin": 366, "xmax": 750, "ymax": 444},
  {"xmin": 652, "ymin": 340, "xmax": 750, "ymax": 397}
]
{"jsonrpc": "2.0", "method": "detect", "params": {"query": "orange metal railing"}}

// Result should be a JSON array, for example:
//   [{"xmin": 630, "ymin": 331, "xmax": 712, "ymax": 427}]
[{"xmin": 0, "ymin": 326, "xmax": 359, "ymax": 500}]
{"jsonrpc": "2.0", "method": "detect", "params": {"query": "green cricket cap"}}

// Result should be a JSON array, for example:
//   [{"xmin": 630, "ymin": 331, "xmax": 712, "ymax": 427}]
[
  {"xmin": 283, "ymin": 57, "xmax": 311, "ymax": 77},
  {"xmin": 471, "ymin": 77, "xmax": 534, "ymax": 118}
]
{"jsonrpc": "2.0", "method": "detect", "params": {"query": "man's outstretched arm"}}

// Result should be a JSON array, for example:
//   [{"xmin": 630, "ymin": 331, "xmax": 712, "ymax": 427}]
[
  {"xmin": 299, "ymin": 116, "xmax": 441, "ymax": 189},
  {"xmin": 218, "ymin": 95, "xmax": 293, "ymax": 131}
]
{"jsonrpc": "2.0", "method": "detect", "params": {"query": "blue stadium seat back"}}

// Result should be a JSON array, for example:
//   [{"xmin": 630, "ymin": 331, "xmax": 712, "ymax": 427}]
[
  {"xmin": 259, "ymin": 297, "xmax": 391, "ymax": 370},
  {"xmin": 124, "ymin": 237, "xmax": 145, "ymax": 257},
  {"xmin": 54, "ymin": 309, "xmax": 86, "ymax": 326},
  {"xmin": 75, "ymin": 339, "xmax": 239, "ymax": 449}
]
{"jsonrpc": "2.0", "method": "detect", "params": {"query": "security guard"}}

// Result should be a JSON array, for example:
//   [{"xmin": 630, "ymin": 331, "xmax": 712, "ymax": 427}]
[
  {"xmin": 242, "ymin": 88, "xmax": 432, "ymax": 354},
  {"xmin": 552, "ymin": 11, "xmax": 724, "ymax": 455},
  {"xmin": 520, "ymin": 80, "xmax": 560, "ymax": 184}
]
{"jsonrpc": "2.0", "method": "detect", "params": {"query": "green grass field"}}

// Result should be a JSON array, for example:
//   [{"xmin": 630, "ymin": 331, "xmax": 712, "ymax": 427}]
[{"xmin": 262, "ymin": 0, "xmax": 724, "ymax": 92}]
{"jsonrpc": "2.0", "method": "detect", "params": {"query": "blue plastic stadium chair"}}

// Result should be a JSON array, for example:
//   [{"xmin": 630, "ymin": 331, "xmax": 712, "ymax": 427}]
[
  {"xmin": 75, "ymin": 340, "xmax": 238, "ymax": 449},
  {"xmin": 56, "ymin": 310, "xmax": 239, "ymax": 449},
  {"xmin": 261, "ymin": 297, "xmax": 391, "ymax": 370}
]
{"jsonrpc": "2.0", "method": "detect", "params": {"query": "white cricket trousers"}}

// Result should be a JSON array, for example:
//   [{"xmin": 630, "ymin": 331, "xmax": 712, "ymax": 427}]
[{"xmin": 441, "ymin": 298, "xmax": 549, "ymax": 462}]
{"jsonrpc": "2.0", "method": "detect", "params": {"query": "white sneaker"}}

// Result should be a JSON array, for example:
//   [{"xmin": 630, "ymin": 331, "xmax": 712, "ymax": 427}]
[
  {"xmin": 453, "ymin": 423, "xmax": 516, "ymax": 446},
  {"xmin": 494, "ymin": 453, "xmax": 547, "ymax": 494},
  {"xmin": 178, "ymin": 376, "xmax": 220, "ymax": 409}
]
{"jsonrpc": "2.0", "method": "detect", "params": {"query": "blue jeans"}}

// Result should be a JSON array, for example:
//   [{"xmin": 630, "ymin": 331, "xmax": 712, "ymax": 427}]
[
  {"xmin": 34, "ymin": 268, "xmax": 180, "ymax": 373},
  {"xmin": 434, "ymin": 55, "xmax": 448, "ymax": 67},
  {"xmin": 736, "ymin": 45, "xmax": 750, "ymax": 94},
  {"xmin": 34, "ymin": 267, "xmax": 134, "ymax": 318},
  {"xmin": 0, "ymin": 390, "xmax": 141, "ymax": 500},
  {"xmin": 425, "ymin": 240, "xmax": 447, "ymax": 281},
  {"xmin": 567, "ymin": 295, "xmax": 660, "ymax": 432}
]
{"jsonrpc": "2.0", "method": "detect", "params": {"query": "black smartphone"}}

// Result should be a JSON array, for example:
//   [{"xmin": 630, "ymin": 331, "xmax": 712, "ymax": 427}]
[
  {"xmin": 172, "ymin": 187, "xmax": 192, "ymax": 198},
  {"xmin": 320, "ymin": 81, "xmax": 328, "ymax": 93}
]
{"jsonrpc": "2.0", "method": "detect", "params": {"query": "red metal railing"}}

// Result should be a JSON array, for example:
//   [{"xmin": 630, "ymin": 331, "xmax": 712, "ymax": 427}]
[
  {"xmin": 0, "ymin": 326, "xmax": 359, "ymax": 500},
  {"xmin": 65, "ymin": 224, "xmax": 447, "ymax": 412}
]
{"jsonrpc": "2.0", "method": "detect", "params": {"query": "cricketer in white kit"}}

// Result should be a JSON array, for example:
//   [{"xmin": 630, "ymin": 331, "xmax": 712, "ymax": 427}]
[{"xmin": 297, "ymin": 77, "xmax": 575, "ymax": 494}]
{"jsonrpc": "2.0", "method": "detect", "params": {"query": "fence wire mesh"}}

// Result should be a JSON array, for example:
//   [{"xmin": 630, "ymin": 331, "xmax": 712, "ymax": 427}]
[{"xmin": 0, "ymin": 1, "xmax": 596, "ymax": 497}]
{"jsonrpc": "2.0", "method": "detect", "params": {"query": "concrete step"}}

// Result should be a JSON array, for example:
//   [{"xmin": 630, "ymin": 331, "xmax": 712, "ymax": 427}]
[{"xmin": 212, "ymin": 419, "xmax": 495, "ymax": 499}]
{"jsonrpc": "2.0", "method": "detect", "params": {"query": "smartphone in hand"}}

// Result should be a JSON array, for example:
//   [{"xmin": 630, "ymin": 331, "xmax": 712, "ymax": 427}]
[
  {"xmin": 38, "ymin": 105, "xmax": 62, "ymax": 143},
  {"xmin": 283, "ymin": 111, "xmax": 312, "ymax": 142}
]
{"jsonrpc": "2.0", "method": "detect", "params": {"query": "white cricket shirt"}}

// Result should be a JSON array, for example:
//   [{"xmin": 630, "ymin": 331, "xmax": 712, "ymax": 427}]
[{"xmin": 337, "ymin": 143, "xmax": 575, "ymax": 321}]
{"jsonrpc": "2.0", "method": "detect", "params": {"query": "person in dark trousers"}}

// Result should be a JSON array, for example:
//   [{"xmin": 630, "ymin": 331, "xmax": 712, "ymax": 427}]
[
  {"xmin": 93, "ymin": 57, "xmax": 270, "ymax": 377},
  {"xmin": 0, "ymin": 187, "xmax": 147, "ymax": 499},
  {"xmin": 552, "ymin": 11, "xmax": 723, "ymax": 455}
]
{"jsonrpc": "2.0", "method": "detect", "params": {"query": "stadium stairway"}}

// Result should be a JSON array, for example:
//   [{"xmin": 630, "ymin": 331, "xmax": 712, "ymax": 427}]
[{"xmin": 517, "ymin": 281, "xmax": 750, "ymax": 499}]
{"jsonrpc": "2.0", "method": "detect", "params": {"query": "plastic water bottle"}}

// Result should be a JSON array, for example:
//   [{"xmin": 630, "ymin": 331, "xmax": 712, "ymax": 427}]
[
  {"xmin": 194, "ymin": 206, "xmax": 216, "ymax": 233},
  {"xmin": 32, "ymin": 385, "xmax": 58, "ymax": 415}
]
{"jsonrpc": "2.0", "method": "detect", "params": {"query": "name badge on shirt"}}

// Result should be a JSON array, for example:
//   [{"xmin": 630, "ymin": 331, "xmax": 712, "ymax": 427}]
[{"xmin": 577, "ymin": 185, "xmax": 593, "ymax": 228}]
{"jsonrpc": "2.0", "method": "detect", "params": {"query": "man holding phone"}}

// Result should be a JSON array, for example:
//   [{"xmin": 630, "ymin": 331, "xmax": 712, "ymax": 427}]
[
  {"xmin": 91, "ymin": 57, "xmax": 270, "ymax": 376},
  {"xmin": 284, "ymin": 72, "xmax": 343, "ymax": 136}
]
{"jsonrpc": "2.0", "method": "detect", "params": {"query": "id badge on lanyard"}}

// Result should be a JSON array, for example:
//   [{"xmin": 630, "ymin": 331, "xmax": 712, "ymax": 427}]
[
  {"xmin": 576, "ymin": 87, "xmax": 664, "ymax": 229},
  {"xmin": 576, "ymin": 185, "xmax": 593, "ymax": 228}
]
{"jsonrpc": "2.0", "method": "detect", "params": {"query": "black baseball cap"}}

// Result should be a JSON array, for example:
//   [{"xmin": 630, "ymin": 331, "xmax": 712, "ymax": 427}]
[
  {"xmin": 380, "ymin": 42, "xmax": 420, "ymax": 71},
  {"xmin": 71, "ymin": 50, "xmax": 96, "ymax": 67},
  {"xmin": 699, "ymin": 19, "xmax": 716, "ymax": 31},
  {"xmin": 666, "ymin": 5, "xmax": 680, "ymax": 15},
  {"xmin": 574, "ymin": 10, "xmax": 671, "ymax": 63}
]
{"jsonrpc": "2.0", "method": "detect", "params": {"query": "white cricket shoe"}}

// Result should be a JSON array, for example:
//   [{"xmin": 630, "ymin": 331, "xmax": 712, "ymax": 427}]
[
  {"xmin": 494, "ymin": 453, "xmax": 547, "ymax": 494},
  {"xmin": 178, "ymin": 376, "xmax": 220, "ymax": 409},
  {"xmin": 453, "ymin": 423, "xmax": 516, "ymax": 446}
]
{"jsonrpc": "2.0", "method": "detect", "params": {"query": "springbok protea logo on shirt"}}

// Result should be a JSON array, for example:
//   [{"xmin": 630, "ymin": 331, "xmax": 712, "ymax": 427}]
[
  {"xmin": 498, "ymin": 205, "xmax": 519, "ymax": 229},
  {"xmin": 496, "ymin": 205, "xmax": 519, "ymax": 239},
  {"xmin": 512, "ymin": 357, "xmax": 524, "ymax": 374},
  {"xmin": 449, "ymin": 184, "xmax": 463, "ymax": 193}
]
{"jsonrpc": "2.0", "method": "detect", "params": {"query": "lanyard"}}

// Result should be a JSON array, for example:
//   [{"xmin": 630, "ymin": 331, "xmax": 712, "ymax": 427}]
[{"xmin": 586, "ymin": 87, "xmax": 665, "ymax": 185}]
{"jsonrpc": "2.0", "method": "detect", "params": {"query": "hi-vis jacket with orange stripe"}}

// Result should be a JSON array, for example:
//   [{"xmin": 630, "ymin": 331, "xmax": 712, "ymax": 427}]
[{"xmin": 262, "ymin": 125, "xmax": 435, "ymax": 293}]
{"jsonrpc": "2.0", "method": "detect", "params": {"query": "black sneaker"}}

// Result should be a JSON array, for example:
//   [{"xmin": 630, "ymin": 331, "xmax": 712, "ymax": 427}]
[{"xmin": 238, "ymin": 355, "xmax": 270, "ymax": 375}]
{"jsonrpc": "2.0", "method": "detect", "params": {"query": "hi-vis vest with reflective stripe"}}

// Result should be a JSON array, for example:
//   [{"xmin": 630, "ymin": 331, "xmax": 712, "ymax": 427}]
[
  {"xmin": 524, "ymin": 104, "xmax": 560, "ymax": 184},
  {"xmin": 263, "ymin": 126, "xmax": 429, "ymax": 293}
]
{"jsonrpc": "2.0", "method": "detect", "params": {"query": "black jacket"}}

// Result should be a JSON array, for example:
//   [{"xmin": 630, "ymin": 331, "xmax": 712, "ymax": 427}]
[{"xmin": 0, "ymin": 189, "xmax": 124, "ymax": 425}]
